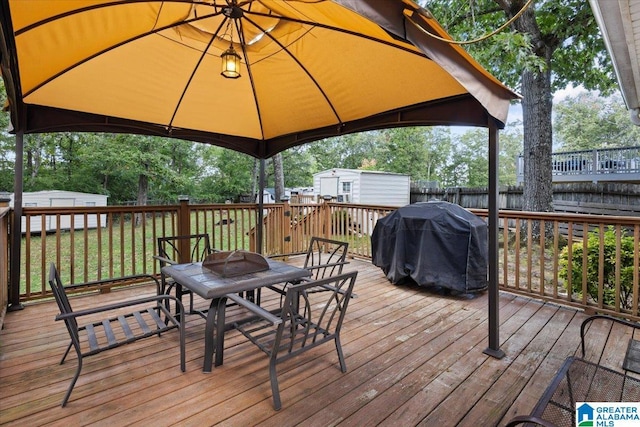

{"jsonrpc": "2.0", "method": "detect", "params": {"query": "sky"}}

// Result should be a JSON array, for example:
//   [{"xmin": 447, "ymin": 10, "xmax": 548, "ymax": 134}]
[{"xmin": 507, "ymin": 84, "xmax": 589, "ymax": 126}]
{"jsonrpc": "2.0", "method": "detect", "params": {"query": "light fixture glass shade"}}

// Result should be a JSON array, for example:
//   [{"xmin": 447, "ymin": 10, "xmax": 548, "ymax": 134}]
[{"xmin": 221, "ymin": 46, "xmax": 241, "ymax": 79}]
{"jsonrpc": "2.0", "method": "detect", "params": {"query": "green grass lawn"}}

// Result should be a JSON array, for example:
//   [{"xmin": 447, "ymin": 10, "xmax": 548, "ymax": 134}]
[{"xmin": 21, "ymin": 209, "xmax": 258, "ymax": 297}]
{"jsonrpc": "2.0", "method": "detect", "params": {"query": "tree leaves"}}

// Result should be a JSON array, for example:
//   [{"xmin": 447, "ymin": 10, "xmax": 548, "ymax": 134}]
[{"xmin": 554, "ymin": 92, "xmax": 640, "ymax": 150}]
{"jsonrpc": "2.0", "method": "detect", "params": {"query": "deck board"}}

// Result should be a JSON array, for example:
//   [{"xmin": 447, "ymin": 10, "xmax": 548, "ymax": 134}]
[{"xmin": 0, "ymin": 258, "xmax": 633, "ymax": 426}]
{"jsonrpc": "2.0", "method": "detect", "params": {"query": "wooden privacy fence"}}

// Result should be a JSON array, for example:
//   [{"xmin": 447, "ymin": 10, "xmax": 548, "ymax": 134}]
[
  {"xmin": 412, "ymin": 182, "xmax": 640, "ymax": 214},
  {"xmin": 7, "ymin": 200, "xmax": 640, "ymax": 321}
]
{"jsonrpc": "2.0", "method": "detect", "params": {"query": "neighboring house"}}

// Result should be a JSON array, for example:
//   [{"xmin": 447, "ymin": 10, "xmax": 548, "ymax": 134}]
[
  {"xmin": 313, "ymin": 169, "xmax": 410, "ymax": 207},
  {"xmin": 8, "ymin": 190, "xmax": 108, "ymax": 233}
]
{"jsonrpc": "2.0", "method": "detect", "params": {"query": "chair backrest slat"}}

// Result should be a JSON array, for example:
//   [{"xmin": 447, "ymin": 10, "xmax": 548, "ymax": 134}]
[
  {"xmin": 157, "ymin": 233, "xmax": 212, "ymax": 265},
  {"xmin": 48, "ymin": 263, "xmax": 79, "ymax": 333},
  {"xmin": 304, "ymin": 237, "xmax": 348, "ymax": 280},
  {"xmin": 276, "ymin": 271, "xmax": 357, "ymax": 356}
]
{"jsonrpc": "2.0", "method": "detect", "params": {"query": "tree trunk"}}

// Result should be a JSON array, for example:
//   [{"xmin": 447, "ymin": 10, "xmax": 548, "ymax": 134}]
[
  {"xmin": 135, "ymin": 170, "xmax": 148, "ymax": 226},
  {"xmin": 251, "ymin": 158, "xmax": 259, "ymax": 200},
  {"xmin": 510, "ymin": 3, "xmax": 554, "ymax": 214},
  {"xmin": 32, "ymin": 147, "xmax": 41, "ymax": 178},
  {"xmin": 521, "ymin": 68, "xmax": 553, "ymax": 213},
  {"xmin": 273, "ymin": 153, "xmax": 285, "ymax": 202},
  {"xmin": 26, "ymin": 148, "xmax": 33, "ymax": 178},
  {"xmin": 137, "ymin": 173, "xmax": 148, "ymax": 206}
]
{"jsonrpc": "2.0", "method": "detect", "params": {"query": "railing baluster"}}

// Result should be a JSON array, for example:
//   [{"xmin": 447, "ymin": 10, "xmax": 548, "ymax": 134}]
[{"xmin": 7, "ymin": 202, "xmax": 640, "ymax": 322}]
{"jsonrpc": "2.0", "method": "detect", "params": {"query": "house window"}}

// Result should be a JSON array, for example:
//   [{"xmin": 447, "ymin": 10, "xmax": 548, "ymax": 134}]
[{"xmin": 341, "ymin": 182, "xmax": 351, "ymax": 193}]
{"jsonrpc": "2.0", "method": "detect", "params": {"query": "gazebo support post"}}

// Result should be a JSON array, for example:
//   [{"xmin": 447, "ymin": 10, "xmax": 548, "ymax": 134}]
[
  {"xmin": 256, "ymin": 158, "xmax": 265, "ymax": 255},
  {"xmin": 8, "ymin": 130, "xmax": 24, "ymax": 312},
  {"xmin": 484, "ymin": 119, "xmax": 505, "ymax": 359}
]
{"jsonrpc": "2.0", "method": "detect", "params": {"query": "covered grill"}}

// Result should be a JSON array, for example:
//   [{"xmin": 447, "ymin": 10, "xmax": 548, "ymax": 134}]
[{"xmin": 371, "ymin": 201, "xmax": 488, "ymax": 293}]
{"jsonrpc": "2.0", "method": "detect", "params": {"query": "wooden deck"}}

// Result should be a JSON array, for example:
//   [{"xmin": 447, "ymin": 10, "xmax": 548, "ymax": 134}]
[{"xmin": 0, "ymin": 258, "xmax": 635, "ymax": 426}]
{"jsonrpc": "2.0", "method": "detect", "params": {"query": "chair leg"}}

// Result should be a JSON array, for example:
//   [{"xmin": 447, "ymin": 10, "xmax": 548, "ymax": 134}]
[
  {"xmin": 179, "ymin": 320, "xmax": 186, "ymax": 372},
  {"xmin": 61, "ymin": 357, "xmax": 83, "ymax": 407},
  {"xmin": 176, "ymin": 284, "xmax": 197, "ymax": 316},
  {"xmin": 163, "ymin": 282, "xmax": 177, "ymax": 324},
  {"xmin": 269, "ymin": 358, "xmax": 282, "ymax": 410},
  {"xmin": 335, "ymin": 336, "xmax": 347, "ymax": 373},
  {"xmin": 60, "ymin": 341, "xmax": 73, "ymax": 364}
]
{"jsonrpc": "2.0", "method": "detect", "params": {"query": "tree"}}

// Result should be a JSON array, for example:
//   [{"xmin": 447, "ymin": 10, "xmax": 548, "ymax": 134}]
[
  {"xmin": 424, "ymin": 0, "xmax": 616, "ymax": 213},
  {"xmin": 304, "ymin": 127, "xmax": 457, "ymax": 185},
  {"xmin": 449, "ymin": 130, "xmax": 491, "ymax": 187},
  {"xmin": 273, "ymin": 153, "xmax": 285, "ymax": 202},
  {"xmin": 198, "ymin": 147, "xmax": 255, "ymax": 202},
  {"xmin": 554, "ymin": 92, "xmax": 640, "ymax": 151},
  {"xmin": 305, "ymin": 131, "xmax": 378, "ymax": 171},
  {"xmin": 280, "ymin": 146, "xmax": 315, "ymax": 188},
  {"xmin": 374, "ymin": 127, "xmax": 453, "ymax": 182},
  {"xmin": 0, "ymin": 79, "xmax": 15, "ymax": 191},
  {"xmin": 440, "ymin": 124, "xmax": 522, "ymax": 187}
]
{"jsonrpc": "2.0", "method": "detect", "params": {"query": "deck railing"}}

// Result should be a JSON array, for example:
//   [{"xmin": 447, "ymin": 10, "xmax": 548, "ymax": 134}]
[
  {"xmin": 0, "ymin": 204, "xmax": 9, "ymax": 319},
  {"xmin": 470, "ymin": 209, "xmax": 640, "ymax": 320},
  {"xmin": 5, "ymin": 200, "xmax": 640, "ymax": 321},
  {"xmin": 516, "ymin": 145, "xmax": 640, "ymax": 183}
]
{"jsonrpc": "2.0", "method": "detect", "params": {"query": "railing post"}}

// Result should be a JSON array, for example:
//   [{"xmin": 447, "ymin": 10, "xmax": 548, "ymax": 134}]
[
  {"xmin": 281, "ymin": 197, "xmax": 292, "ymax": 255},
  {"xmin": 322, "ymin": 196, "xmax": 333, "ymax": 239},
  {"xmin": 9, "ymin": 131, "xmax": 24, "ymax": 312},
  {"xmin": 177, "ymin": 196, "xmax": 191, "ymax": 263},
  {"xmin": 0, "ymin": 195, "xmax": 10, "ymax": 319}
]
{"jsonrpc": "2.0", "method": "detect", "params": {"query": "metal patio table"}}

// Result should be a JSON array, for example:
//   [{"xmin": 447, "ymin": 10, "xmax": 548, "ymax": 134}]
[{"xmin": 162, "ymin": 259, "xmax": 310, "ymax": 372}]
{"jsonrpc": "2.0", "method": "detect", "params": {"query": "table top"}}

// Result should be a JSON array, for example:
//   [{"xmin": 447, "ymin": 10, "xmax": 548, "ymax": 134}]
[
  {"xmin": 532, "ymin": 356, "xmax": 640, "ymax": 427},
  {"xmin": 162, "ymin": 258, "xmax": 310, "ymax": 299}
]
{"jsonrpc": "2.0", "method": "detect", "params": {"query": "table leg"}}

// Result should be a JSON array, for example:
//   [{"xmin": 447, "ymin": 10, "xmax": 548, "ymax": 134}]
[
  {"xmin": 175, "ymin": 283, "xmax": 185, "ymax": 320},
  {"xmin": 215, "ymin": 296, "xmax": 227, "ymax": 367},
  {"xmin": 203, "ymin": 296, "xmax": 228, "ymax": 373}
]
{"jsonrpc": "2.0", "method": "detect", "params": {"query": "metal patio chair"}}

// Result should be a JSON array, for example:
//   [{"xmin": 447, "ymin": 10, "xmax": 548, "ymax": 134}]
[
  {"xmin": 156, "ymin": 233, "xmax": 213, "ymax": 318},
  {"xmin": 267, "ymin": 236, "xmax": 349, "ymax": 300},
  {"xmin": 233, "ymin": 271, "xmax": 358, "ymax": 410},
  {"xmin": 48, "ymin": 263, "xmax": 185, "ymax": 407}
]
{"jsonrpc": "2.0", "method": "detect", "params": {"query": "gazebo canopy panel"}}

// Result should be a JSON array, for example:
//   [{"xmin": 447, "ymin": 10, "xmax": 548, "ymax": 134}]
[{"xmin": 0, "ymin": 0, "xmax": 518, "ymax": 159}]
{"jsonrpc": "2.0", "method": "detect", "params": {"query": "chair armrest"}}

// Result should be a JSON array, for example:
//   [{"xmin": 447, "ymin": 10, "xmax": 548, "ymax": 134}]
[
  {"xmin": 226, "ymin": 293, "xmax": 282, "ymax": 326},
  {"xmin": 64, "ymin": 273, "xmax": 162, "ymax": 295},
  {"xmin": 153, "ymin": 255, "xmax": 179, "ymax": 266},
  {"xmin": 55, "ymin": 294, "xmax": 184, "ymax": 321},
  {"xmin": 298, "ymin": 277, "xmax": 358, "ymax": 298},
  {"xmin": 580, "ymin": 315, "xmax": 640, "ymax": 357},
  {"xmin": 306, "ymin": 261, "xmax": 349, "ymax": 272},
  {"xmin": 504, "ymin": 415, "xmax": 558, "ymax": 427}
]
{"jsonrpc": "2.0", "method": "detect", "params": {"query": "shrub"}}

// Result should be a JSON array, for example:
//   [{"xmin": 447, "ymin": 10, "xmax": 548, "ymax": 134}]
[{"xmin": 559, "ymin": 226, "xmax": 637, "ymax": 309}]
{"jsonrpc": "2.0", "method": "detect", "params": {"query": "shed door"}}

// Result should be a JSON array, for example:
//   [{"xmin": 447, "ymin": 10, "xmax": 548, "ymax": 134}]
[{"xmin": 319, "ymin": 177, "xmax": 339, "ymax": 198}]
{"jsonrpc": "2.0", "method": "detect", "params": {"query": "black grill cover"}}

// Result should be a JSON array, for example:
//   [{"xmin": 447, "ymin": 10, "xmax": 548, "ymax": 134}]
[{"xmin": 371, "ymin": 201, "xmax": 488, "ymax": 293}]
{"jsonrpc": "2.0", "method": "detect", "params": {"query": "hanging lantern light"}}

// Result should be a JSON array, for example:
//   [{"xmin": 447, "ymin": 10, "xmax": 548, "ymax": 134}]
[{"xmin": 221, "ymin": 44, "xmax": 241, "ymax": 79}]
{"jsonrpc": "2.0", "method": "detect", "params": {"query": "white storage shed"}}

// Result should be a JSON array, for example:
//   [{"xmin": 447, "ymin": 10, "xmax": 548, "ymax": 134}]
[
  {"xmin": 9, "ymin": 190, "xmax": 108, "ymax": 233},
  {"xmin": 313, "ymin": 169, "xmax": 410, "ymax": 207}
]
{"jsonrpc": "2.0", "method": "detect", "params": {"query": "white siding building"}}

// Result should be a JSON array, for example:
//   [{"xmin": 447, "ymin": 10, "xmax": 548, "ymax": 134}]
[
  {"xmin": 313, "ymin": 169, "xmax": 410, "ymax": 207},
  {"xmin": 9, "ymin": 190, "xmax": 108, "ymax": 233}
]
